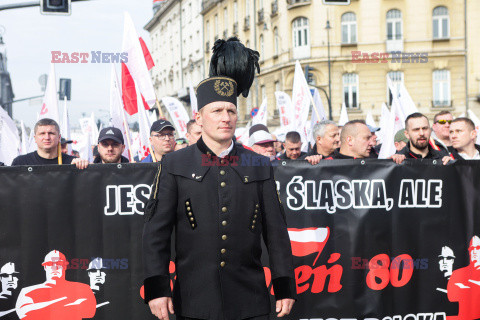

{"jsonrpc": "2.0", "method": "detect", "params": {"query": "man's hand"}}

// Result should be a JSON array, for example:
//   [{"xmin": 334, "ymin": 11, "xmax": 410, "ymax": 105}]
[
  {"xmin": 442, "ymin": 155, "xmax": 454, "ymax": 165},
  {"xmin": 390, "ymin": 154, "xmax": 406, "ymax": 164},
  {"xmin": 305, "ymin": 155, "xmax": 322, "ymax": 165},
  {"xmin": 276, "ymin": 298, "xmax": 295, "ymax": 317},
  {"xmin": 71, "ymin": 158, "xmax": 89, "ymax": 170},
  {"xmin": 148, "ymin": 297, "xmax": 174, "ymax": 320}
]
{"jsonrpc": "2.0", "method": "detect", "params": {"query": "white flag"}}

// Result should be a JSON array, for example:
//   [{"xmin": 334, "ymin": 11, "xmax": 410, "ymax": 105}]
[
  {"xmin": 236, "ymin": 121, "xmax": 251, "ymax": 145},
  {"xmin": 90, "ymin": 112, "xmax": 99, "ymax": 143},
  {"xmin": 39, "ymin": 63, "xmax": 60, "ymax": 123},
  {"xmin": 365, "ymin": 111, "xmax": 377, "ymax": 128},
  {"xmin": 275, "ymin": 91, "xmax": 294, "ymax": 132},
  {"xmin": 387, "ymin": 76, "xmax": 407, "ymax": 122},
  {"xmin": 291, "ymin": 60, "xmax": 311, "ymax": 138},
  {"xmin": 398, "ymin": 82, "xmax": 418, "ymax": 117},
  {"xmin": 161, "ymin": 96, "xmax": 190, "ymax": 138},
  {"xmin": 61, "ymin": 97, "xmax": 72, "ymax": 155},
  {"xmin": 308, "ymin": 88, "xmax": 327, "ymax": 146},
  {"xmin": 252, "ymin": 98, "xmax": 268, "ymax": 126},
  {"xmin": 378, "ymin": 98, "xmax": 405, "ymax": 159},
  {"xmin": 110, "ymin": 64, "xmax": 133, "ymax": 160},
  {"xmin": 122, "ymin": 12, "xmax": 156, "ymax": 107},
  {"xmin": 137, "ymin": 81, "xmax": 152, "ymax": 161},
  {"xmin": 20, "ymin": 121, "xmax": 29, "ymax": 155},
  {"xmin": 377, "ymin": 103, "xmax": 390, "ymax": 144},
  {"xmin": 189, "ymin": 82, "xmax": 198, "ymax": 118},
  {"xmin": 467, "ymin": 110, "xmax": 480, "ymax": 145},
  {"xmin": 78, "ymin": 128, "xmax": 93, "ymax": 163},
  {"xmin": 338, "ymin": 102, "xmax": 349, "ymax": 126},
  {"xmin": 0, "ymin": 108, "xmax": 20, "ymax": 165}
]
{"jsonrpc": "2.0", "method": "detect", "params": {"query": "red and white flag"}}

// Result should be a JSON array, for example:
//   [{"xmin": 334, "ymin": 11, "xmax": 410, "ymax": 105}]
[
  {"xmin": 39, "ymin": 63, "xmax": 60, "ymax": 123},
  {"xmin": 161, "ymin": 97, "xmax": 190, "ymax": 138},
  {"xmin": 252, "ymin": 98, "xmax": 268, "ymax": 126},
  {"xmin": 121, "ymin": 12, "xmax": 156, "ymax": 115},
  {"xmin": 288, "ymin": 227, "xmax": 330, "ymax": 265},
  {"xmin": 189, "ymin": 82, "xmax": 198, "ymax": 118},
  {"xmin": 275, "ymin": 91, "xmax": 294, "ymax": 132}
]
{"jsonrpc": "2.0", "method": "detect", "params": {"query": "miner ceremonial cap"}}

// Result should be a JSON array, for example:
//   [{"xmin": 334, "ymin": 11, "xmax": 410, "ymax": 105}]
[{"xmin": 196, "ymin": 76, "xmax": 237, "ymax": 110}]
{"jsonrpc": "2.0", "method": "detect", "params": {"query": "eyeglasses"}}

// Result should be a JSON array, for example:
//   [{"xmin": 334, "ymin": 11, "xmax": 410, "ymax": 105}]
[
  {"xmin": 152, "ymin": 133, "xmax": 175, "ymax": 140},
  {"xmin": 436, "ymin": 120, "xmax": 452, "ymax": 125}
]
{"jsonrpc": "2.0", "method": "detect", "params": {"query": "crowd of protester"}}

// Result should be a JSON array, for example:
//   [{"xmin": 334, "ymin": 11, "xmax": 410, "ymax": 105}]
[{"xmin": 5, "ymin": 110, "xmax": 479, "ymax": 168}]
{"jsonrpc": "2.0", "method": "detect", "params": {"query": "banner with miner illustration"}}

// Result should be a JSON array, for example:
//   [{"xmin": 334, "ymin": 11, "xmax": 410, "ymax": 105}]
[{"xmin": 1, "ymin": 160, "xmax": 480, "ymax": 320}]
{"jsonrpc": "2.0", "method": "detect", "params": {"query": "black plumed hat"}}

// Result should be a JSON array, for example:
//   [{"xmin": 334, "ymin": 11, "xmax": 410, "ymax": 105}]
[{"xmin": 209, "ymin": 37, "xmax": 260, "ymax": 98}]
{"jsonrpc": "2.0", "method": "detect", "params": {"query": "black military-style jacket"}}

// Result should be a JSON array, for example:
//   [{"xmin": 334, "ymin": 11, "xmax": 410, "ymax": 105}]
[{"xmin": 143, "ymin": 138, "xmax": 296, "ymax": 320}]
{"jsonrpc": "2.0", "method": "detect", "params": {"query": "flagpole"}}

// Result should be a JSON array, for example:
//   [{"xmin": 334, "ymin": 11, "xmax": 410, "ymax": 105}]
[
  {"xmin": 120, "ymin": 109, "xmax": 135, "ymax": 163},
  {"xmin": 57, "ymin": 142, "xmax": 62, "ymax": 164},
  {"xmin": 155, "ymin": 99, "xmax": 164, "ymax": 118}
]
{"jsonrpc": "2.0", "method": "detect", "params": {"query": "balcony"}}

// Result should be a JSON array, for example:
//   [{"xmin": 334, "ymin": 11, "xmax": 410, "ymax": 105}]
[
  {"xmin": 233, "ymin": 22, "xmax": 238, "ymax": 35},
  {"xmin": 244, "ymin": 15, "xmax": 250, "ymax": 31},
  {"xmin": 201, "ymin": 0, "xmax": 221, "ymax": 14},
  {"xmin": 257, "ymin": 8, "xmax": 265, "ymax": 25},
  {"xmin": 386, "ymin": 39, "xmax": 403, "ymax": 53},
  {"xmin": 432, "ymin": 100, "xmax": 452, "ymax": 108},
  {"xmin": 271, "ymin": 0, "xmax": 278, "ymax": 17},
  {"xmin": 287, "ymin": 0, "xmax": 311, "ymax": 9}
]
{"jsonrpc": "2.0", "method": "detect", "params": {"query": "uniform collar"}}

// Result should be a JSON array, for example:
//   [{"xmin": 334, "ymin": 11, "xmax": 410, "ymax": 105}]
[{"xmin": 196, "ymin": 137, "xmax": 236, "ymax": 158}]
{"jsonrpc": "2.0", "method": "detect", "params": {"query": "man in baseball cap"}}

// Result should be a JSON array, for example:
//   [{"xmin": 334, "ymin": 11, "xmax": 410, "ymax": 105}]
[
  {"xmin": 249, "ymin": 124, "xmax": 277, "ymax": 160},
  {"xmin": 394, "ymin": 129, "xmax": 409, "ymax": 152},
  {"xmin": 142, "ymin": 120, "xmax": 176, "ymax": 163},
  {"xmin": 95, "ymin": 127, "xmax": 129, "ymax": 164}
]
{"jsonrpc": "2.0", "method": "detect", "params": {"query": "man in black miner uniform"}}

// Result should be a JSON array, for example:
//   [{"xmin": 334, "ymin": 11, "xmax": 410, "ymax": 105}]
[
  {"xmin": 142, "ymin": 76, "xmax": 296, "ymax": 320},
  {"xmin": 11, "ymin": 118, "xmax": 88, "ymax": 168}
]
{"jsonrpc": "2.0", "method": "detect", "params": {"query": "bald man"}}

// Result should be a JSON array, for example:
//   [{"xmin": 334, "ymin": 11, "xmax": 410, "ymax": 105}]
[{"xmin": 328, "ymin": 120, "xmax": 374, "ymax": 159}]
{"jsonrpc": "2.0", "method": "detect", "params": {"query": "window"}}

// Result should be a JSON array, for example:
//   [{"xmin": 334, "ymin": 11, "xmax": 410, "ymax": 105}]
[
  {"xmin": 386, "ymin": 9, "xmax": 402, "ymax": 40},
  {"xmin": 341, "ymin": 12, "xmax": 357, "ymax": 44},
  {"xmin": 258, "ymin": 0, "xmax": 263, "ymax": 10},
  {"xmin": 292, "ymin": 17, "xmax": 310, "ymax": 59},
  {"xmin": 234, "ymin": 1, "xmax": 238, "ymax": 23},
  {"xmin": 214, "ymin": 14, "xmax": 218, "ymax": 39},
  {"xmin": 274, "ymin": 27, "xmax": 280, "ymax": 56},
  {"xmin": 343, "ymin": 73, "xmax": 359, "ymax": 109},
  {"xmin": 275, "ymin": 81, "xmax": 280, "ymax": 93},
  {"xmin": 386, "ymin": 9, "xmax": 403, "ymax": 52},
  {"xmin": 433, "ymin": 70, "xmax": 451, "ymax": 107},
  {"xmin": 387, "ymin": 71, "xmax": 404, "ymax": 106},
  {"xmin": 206, "ymin": 20, "xmax": 210, "ymax": 41},
  {"xmin": 224, "ymin": 8, "xmax": 228, "ymax": 32},
  {"xmin": 259, "ymin": 34, "xmax": 265, "ymax": 60},
  {"xmin": 433, "ymin": 6, "xmax": 449, "ymax": 39},
  {"xmin": 261, "ymin": 85, "xmax": 266, "ymax": 101},
  {"xmin": 245, "ymin": 0, "xmax": 250, "ymax": 16}
]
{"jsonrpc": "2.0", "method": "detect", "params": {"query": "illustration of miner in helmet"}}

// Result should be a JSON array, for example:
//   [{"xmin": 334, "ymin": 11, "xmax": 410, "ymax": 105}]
[
  {"xmin": 439, "ymin": 246, "xmax": 455, "ymax": 279},
  {"xmin": 0, "ymin": 263, "xmax": 19, "ymax": 299},
  {"xmin": 87, "ymin": 258, "xmax": 107, "ymax": 294}
]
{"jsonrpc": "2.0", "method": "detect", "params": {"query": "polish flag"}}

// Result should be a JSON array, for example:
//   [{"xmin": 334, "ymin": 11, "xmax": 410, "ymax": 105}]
[
  {"xmin": 288, "ymin": 227, "xmax": 330, "ymax": 266},
  {"xmin": 121, "ymin": 12, "xmax": 156, "ymax": 115}
]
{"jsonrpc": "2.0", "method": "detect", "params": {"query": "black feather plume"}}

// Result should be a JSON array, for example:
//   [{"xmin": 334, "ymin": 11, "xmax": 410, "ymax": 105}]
[{"xmin": 209, "ymin": 37, "xmax": 260, "ymax": 98}]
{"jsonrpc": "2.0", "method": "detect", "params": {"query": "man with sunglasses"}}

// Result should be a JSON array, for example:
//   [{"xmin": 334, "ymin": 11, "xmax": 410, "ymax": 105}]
[
  {"xmin": 432, "ymin": 111, "xmax": 453, "ymax": 151},
  {"xmin": 94, "ymin": 127, "xmax": 129, "ymax": 164},
  {"xmin": 142, "ymin": 120, "xmax": 176, "ymax": 163}
]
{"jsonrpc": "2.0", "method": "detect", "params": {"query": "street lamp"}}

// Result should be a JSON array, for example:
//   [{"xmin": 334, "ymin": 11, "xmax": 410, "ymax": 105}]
[{"xmin": 325, "ymin": 18, "xmax": 333, "ymax": 120}]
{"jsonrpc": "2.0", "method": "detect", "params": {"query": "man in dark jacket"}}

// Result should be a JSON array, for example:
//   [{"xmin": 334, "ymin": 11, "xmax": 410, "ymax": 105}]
[
  {"xmin": 308, "ymin": 120, "xmax": 340, "ymax": 158},
  {"xmin": 445, "ymin": 117, "xmax": 480, "ymax": 161},
  {"xmin": 94, "ymin": 127, "xmax": 129, "ymax": 164},
  {"xmin": 279, "ymin": 131, "xmax": 306, "ymax": 160},
  {"xmin": 143, "ymin": 77, "xmax": 296, "ymax": 320},
  {"xmin": 392, "ymin": 113, "xmax": 448, "ymax": 164},
  {"xmin": 327, "ymin": 120, "xmax": 375, "ymax": 159}
]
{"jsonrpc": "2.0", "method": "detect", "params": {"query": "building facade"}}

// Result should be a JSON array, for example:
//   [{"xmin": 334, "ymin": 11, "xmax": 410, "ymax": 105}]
[
  {"xmin": 201, "ymin": 0, "xmax": 480, "ymax": 126},
  {"xmin": 145, "ymin": 0, "xmax": 205, "ymax": 114}
]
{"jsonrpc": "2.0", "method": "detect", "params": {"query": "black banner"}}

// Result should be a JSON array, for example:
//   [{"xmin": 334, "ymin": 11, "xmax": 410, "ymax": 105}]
[{"xmin": 1, "ymin": 160, "xmax": 480, "ymax": 320}]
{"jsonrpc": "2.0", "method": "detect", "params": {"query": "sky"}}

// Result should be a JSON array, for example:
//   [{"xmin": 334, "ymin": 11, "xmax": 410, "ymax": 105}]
[{"xmin": 0, "ymin": 0, "xmax": 154, "ymax": 130}]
